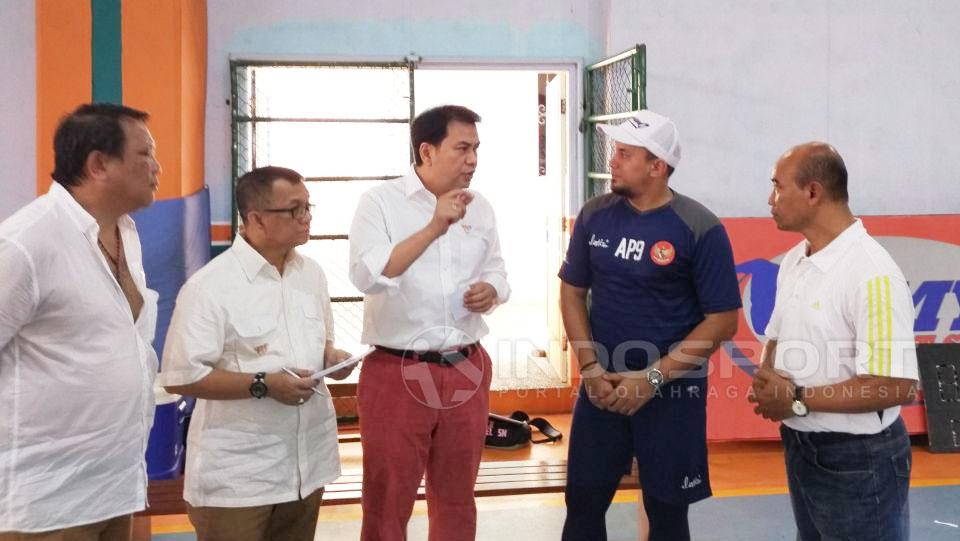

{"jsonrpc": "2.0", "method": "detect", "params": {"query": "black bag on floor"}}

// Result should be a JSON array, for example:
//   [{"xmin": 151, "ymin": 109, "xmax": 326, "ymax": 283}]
[{"xmin": 485, "ymin": 411, "xmax": 562, "ymax": 449}]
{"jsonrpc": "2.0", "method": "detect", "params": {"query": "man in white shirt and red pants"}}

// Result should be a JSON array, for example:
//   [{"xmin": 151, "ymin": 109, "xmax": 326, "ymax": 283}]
[
  {"xmin": 0, "ymin": 103, "xmax": 162, "ymax": 540},
  {"xmin": 349, "ymin": 105, "xmax": 510, "ymax": 541}
]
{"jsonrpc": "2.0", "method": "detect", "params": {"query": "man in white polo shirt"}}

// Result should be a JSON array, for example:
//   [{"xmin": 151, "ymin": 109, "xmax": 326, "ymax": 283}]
[{"xmin": 750, "ymin": 142, "xmax": 918, "ymax": 541}]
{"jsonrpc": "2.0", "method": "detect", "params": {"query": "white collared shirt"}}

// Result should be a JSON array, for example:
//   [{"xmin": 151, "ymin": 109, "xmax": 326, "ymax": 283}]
[
  {"xmin": 158, "ymin": 235, "xmax": 340, "ymax": 507},
  {"xmin": 765, "ymin": 220, "xmax": 919, "ymax": 434},
  {"xmin": 348, "ymin": 167, "xmax": 510, "ymax": 350},
  {"xmin": 0, "ymin": 182, "xmax": 159, "ymax": 532}
]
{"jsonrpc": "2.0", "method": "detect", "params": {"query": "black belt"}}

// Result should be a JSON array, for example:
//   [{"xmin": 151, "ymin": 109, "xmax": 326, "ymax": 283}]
[{"xmin": 375, "ymin": 343, "xmax": 478, "ymax": 366}]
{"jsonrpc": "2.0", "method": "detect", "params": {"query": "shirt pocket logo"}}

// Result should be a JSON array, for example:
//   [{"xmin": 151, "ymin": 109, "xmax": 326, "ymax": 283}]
[{"xmin": 232, "ymin": 318, "xmax": 279, "ymax": 372}]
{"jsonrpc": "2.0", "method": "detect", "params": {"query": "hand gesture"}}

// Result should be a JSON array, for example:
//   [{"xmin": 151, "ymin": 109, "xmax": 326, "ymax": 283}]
[{"xmin": 430, "ymin": 189, "xmax": 474, "ymax": 235}]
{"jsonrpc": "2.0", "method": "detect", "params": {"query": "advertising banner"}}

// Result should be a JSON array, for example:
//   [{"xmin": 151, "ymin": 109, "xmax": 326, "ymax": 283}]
[{"xmin": 709, "ymin": 216, "xmax": 960, "ymax": 440}]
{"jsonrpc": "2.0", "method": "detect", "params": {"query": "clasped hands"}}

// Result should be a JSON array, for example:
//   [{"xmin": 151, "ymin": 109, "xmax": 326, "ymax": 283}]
[
  {"xmin": 581, "ymin": 365, "xmax": 657, "ymax": 416},
  {"xmin": 748, "ymin": 364, "xmax": 798, "ymax": 421}
]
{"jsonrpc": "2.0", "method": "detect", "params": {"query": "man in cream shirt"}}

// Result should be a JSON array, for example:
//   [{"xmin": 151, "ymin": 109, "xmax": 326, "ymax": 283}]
[
  {"xmin": 0, "ymin": 103, "xmax": 161, "ymax": 540},
  {"xmin": 161, "ymin": 166, "xmax": 353, "ymax": 541}
]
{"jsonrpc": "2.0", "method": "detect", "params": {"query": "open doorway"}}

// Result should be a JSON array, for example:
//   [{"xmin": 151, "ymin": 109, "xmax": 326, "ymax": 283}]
[{"xmin": 415, "ymin": 67, "xmax": 571, "ymax": 389}]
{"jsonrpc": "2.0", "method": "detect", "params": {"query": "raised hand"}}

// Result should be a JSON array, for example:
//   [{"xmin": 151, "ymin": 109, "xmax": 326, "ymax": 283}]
[{"xmin": 430, "ymin": 189, "xmax": 474, "ymax": 235}]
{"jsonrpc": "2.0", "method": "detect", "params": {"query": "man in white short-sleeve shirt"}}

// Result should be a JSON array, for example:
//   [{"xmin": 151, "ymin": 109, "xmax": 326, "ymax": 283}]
[
  {"xmin": 750, "ymin": 142, "xmax": 918, "ymax": 541},
  {"xmin": 161, "ymin": 166, "xmax": 354, "ymax": 541},
  {"xmin": 0, "ymin": 103, "xmax": 161, "ymax": 540}
]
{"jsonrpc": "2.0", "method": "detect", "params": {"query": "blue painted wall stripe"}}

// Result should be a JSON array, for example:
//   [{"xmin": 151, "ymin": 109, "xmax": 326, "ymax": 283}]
[{"xmin": 91, "ymin": 0, "xmax": 122, "ymax": 103}]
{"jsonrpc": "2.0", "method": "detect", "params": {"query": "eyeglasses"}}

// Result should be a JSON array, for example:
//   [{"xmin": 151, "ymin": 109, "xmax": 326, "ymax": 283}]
[{"xmin": 261, "ymin": 203, "xmax": 314, "ymax": 220}]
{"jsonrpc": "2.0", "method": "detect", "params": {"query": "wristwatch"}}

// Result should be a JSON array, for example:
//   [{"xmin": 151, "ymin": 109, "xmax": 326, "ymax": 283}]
[
  {"xmin": 645, "ymin": 367, "xmax": 664, "ymax": 391},
  {"xmin": 249, "ymin": 371, "xmax": 268, "ymax": 399},
  {"xmin": 791, "ymin": 385, "xmax": 809, "ymax": 417}
]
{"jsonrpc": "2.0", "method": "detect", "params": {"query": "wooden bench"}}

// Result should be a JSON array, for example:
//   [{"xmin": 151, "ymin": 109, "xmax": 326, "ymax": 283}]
[{"xmin": 137, "ymin": 458, "xmax": 639, "ymax": 516}]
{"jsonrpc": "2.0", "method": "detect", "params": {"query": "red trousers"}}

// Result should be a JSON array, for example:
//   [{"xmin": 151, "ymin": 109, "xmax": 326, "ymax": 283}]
[{"xmin": 358, "ymin": 346, "xmax": 492, "ymax": 541}]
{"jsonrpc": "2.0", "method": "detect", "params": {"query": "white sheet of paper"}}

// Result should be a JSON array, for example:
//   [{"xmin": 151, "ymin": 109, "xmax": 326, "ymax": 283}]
[
  {"xmin": 449, "ymin": 285, "xmax": 471, "ymax": 320},
  {"xmin": 310, "ymin": 346, "xmax": 374, "ymax": 380}
]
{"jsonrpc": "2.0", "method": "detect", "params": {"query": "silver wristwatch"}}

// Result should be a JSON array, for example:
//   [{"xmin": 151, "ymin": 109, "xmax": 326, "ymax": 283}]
[
  {"xmin": 791, "ymin": 385, "xmax": 809, "ymax": 417},
  {"xmin": 645, "ymin": 367, "xmax": 664, "ymax": 391}
]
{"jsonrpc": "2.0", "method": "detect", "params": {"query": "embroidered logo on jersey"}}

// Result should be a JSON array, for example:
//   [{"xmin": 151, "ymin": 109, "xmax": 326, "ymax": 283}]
[
  {"xmin": 681, "ymin": 475, "xmax": 703, "ymax": 490},
  {"xmin": 461, "ymin": 224, "xmax": 473, "ymax": 233},
  {"xmin": 254, "ymin": 344, "xmax": 269, "ymax": 356},
  {"xmin": 650, "ymin": 241, "xmax": 676, "ymax": 266},
  {"xmin": 589, "ymin": 234, "xmax": 610, "ymax": 248}
]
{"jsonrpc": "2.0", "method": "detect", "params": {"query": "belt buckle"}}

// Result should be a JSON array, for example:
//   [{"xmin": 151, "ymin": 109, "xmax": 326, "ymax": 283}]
[
  {"xmin": 439, "ymin": 348, "xmax": 468, "ymax": 366},
  {"xmin": 438, "ymin": 351, "xmax": 457, "ymax": 366}
]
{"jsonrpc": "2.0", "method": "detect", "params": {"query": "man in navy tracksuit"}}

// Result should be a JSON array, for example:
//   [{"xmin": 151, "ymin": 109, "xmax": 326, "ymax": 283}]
[{"xmin": 559, "ymin": 110, "xmax": 741, "ymax": 540}]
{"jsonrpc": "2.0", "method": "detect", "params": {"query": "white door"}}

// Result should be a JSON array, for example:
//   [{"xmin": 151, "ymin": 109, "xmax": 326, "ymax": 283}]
[{"xmin": 545, "ymin": 73, "xmax": 570, "ymax": 382}]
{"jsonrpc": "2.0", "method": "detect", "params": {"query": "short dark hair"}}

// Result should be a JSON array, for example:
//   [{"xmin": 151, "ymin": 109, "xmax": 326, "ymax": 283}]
[
  {"xmin": 51, "ymin": 103, "xmax": 150, "ymax": 187},
  {"xmin": 236, "ymin": 166, "xmax": 304, "ymax": 223},
  {"xmin": 795, "ymin": 144, "xmax": 848, "ymax": 203},
  {"xmin": 411, "ymin": 105, "xmax": 481, "ymax": 166}
]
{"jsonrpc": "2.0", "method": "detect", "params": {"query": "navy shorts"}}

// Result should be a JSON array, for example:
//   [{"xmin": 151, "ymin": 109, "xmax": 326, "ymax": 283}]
[{"xmin": 566, "ymin": 376, "xmax": 711, "ymax": 505}]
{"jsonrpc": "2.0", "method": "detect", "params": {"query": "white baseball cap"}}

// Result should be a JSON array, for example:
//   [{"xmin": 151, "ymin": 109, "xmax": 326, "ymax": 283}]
[{"xmin": 597, "ymin": 110, "xmax": 682, "ymax": 168}]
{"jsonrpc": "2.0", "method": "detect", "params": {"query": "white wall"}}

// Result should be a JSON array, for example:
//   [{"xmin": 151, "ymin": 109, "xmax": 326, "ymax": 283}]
[
  {"xmin": 205, "ymin": 0, "xmax": 609, "ymax": 223},
  {"xmin": 0, "ymin": 0, "xmax": 37, "ymax": 221},
  {"xmin": 8, "ymin": 1, "xmax": 955, "ymax": 223},
  {"xmin": 607, "ymin": 0, "xmax": 960, "ymax": 217}
]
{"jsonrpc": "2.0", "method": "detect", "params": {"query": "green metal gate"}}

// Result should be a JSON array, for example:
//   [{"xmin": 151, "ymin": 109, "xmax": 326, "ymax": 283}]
[{"xmin": 584, "ymin": 44, "xmax": 646, "ymax": 200}]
